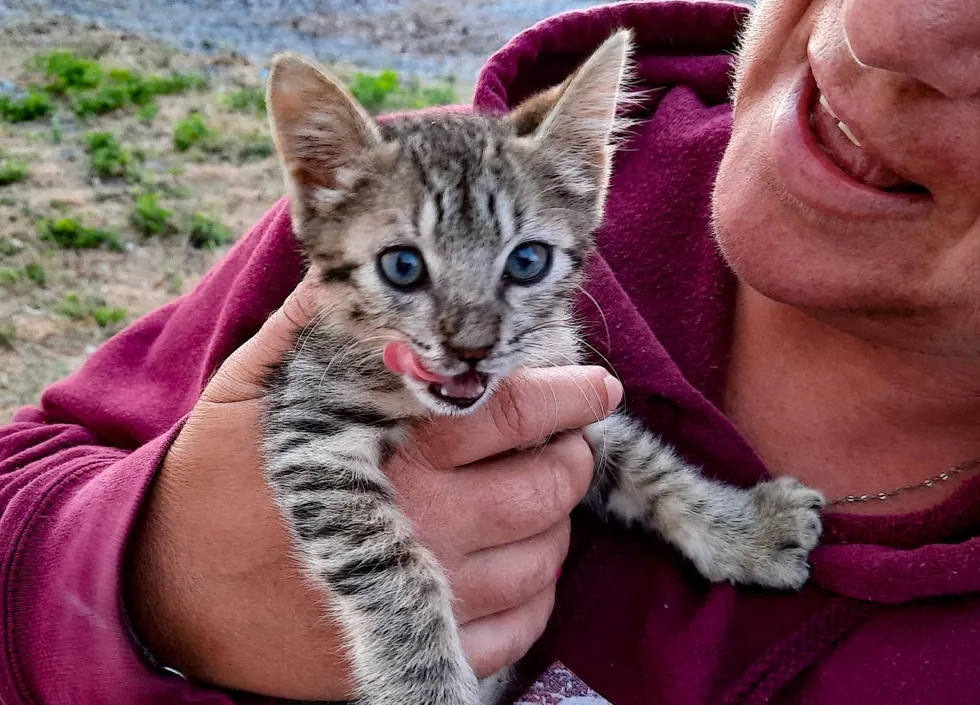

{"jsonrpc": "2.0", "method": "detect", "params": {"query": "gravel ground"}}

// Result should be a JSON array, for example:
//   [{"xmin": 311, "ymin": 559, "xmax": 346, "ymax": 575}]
[{"xmin": 0, "ymin": 0, "xmax": 613, "ymax": 83}]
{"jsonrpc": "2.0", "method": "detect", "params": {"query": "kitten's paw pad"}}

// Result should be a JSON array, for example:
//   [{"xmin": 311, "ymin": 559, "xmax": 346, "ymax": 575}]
[{"xmin": 739, "ymin": 477, "xmax": 825, "ymax": 590}]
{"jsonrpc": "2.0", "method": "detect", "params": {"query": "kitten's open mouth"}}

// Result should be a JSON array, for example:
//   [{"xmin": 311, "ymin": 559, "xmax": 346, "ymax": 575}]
[
  {"xmin": 427, "ymin": 371, "xmax": 490, "ymax": 409},
  {"xmin": 383, "ymin": 341, "xmax": 491, "ymax": 409}
]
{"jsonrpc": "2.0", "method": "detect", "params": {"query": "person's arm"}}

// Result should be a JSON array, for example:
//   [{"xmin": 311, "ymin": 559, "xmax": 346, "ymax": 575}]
[{"xmin": 0, "ymin": 198, "xmax": 304, "ymax": 704}]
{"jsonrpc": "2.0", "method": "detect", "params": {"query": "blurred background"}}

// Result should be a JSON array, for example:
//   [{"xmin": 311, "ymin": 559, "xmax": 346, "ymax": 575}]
[{"xmin": 0, "ymin": 0, "xmax": 749, "ymax": 421}]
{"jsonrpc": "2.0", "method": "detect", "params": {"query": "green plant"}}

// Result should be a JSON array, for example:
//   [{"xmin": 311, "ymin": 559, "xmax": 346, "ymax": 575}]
[
  {"xmin": 130, "ymin": 193, "xmax": 173, "ymax": 235},
  {"xmin": 32, "ymin": 50, "xmax": 103, "ymax": 94},
  {"xmin": 50, "ymin": 116, "xmax": 63, "ymax": 143},
  {"xmin": 84, "ymin": 131, "xmax": 135, "ymax": 180},
  {"xmin": 0, "ymin": 266, "xmax": 22, "ymax": 284},
  {"xmin": 237, "ymin": 131, "xmax": 274, "ymax": 163},
  {"xmin": 0, "ymin": 159, "xmax": 29, "ymax": 186},
  {"xmin": 68, "ymin": 65, "xmax": 207, "ymax": 118},
  {"xmin": 187, "ymin": 212, "xmax": 231, "ymax": 249},
  {"xmin": 0, "ymin": 238, "xmax": 22, "ymax": 256},
  {"xmin": 224, "ymin": 86, "xmax": 266, "ymax": 114},
  {"xmin": 0, "ymin": 262, "xmax": 45, "ymax": 286},
  {"xmin": 38, "ymin": 217, "xmax": 123, "ymax": 251},
  {"xmin": 0, "ymin": 320, "xmax": 15, "ymax": 350},
  {"xmin": 173, "ymin": 111, "xmax": 213, "ymax": 151},
  {"xmin": 56, "ymin": 292, "xmax": 87, "ymax": 319},
  {"xmin": 57, "ymin": 293, "xmax": 126, "ymax": 328},
  {"xmin": 0, "ymin": 90, "xmax": 55, "ymax": 122},
  {"xmin": 24, "ymin": 262, "xmax": 46, "ymax": 285},
  {"xmin": 347, "ymin": 69, "xmax": 400, "ymax": 113},
  {"xmin": 92, "ymin": 305, "xmax": 127, "ymax": 328},
  {"xmin": 137, "ymin": 101, "xmax": 159, "ymax": 124},
  {"xmin": 345, "ymin": 70, "xmax": 457, "ymax": 114}
]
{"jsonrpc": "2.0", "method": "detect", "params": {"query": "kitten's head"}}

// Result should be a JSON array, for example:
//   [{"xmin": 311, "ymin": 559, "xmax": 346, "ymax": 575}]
[{"xmin": 267, "ymin": 31, "xmax": 632, "ymax": 415}]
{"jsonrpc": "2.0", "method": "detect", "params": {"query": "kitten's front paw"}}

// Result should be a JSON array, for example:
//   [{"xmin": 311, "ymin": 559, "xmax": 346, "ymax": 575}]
[{"xmin": 736, "ymin": 477, "xmax": 825, "ymax": 590}]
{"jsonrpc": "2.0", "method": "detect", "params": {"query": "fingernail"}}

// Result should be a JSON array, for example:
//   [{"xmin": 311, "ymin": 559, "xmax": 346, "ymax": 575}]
[{"xmin": 603, "ymin": 375, "xmax": 624, "ymax": 412}]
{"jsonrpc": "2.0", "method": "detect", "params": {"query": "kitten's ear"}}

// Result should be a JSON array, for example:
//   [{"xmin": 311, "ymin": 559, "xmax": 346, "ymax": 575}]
[
  {"xmin": 267, "ymin": 53, "xmax": 382, "ymax": 205},
  {"xmin": 508, "ymin": 29, "xmax": 633, "ymax": 188}
]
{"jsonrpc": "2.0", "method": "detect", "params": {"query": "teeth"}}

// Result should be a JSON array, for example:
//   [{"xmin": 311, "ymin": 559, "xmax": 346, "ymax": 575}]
[
  {"xmin": 836, "ymin": 120, "xmax": 862, "ymax": 147},
  {"xmin": 818, "ymin": 91, "xmax": 862, "ymax": 147},
  {"xmin": 818, "ymin": 92, "xmax": 838, "ymax": 119},
  {"xmin": 440, "ymin": 385, "xmax": 451, "ymax": 397}
]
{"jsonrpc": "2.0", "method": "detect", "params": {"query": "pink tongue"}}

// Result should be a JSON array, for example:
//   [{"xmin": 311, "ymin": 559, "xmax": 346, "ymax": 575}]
[
  {"xmin": 383, "ymin": 341, "xmax": 446, "ymax": 383},
  {"xmin": 383, "ymin": 341, "xmax": 486, "ymax": 400},
  {"xmin": 812, "ymin": 98, "xmax": 910, "ymax": 190}
]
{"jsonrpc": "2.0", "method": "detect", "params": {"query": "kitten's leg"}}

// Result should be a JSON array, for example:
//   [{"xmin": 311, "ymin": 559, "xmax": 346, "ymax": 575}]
[
  {"xmin": 585, "ymin": 413, "xmax": 825, "ymax": 589},
  {"xmin": 264, "ymin": 414, "xmax": 478, "ymax": 705}
]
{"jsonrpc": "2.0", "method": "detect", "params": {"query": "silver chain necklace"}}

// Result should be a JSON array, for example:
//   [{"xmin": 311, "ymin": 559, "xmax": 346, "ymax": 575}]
[{"xmin": 829, "ymin": 457, "xmax": 980, "ymax": 505}]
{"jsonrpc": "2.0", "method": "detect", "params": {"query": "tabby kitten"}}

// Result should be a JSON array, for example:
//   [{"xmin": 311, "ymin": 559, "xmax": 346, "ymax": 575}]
[{"xmin": 262, "ymin": 31, "xmax": 824, "ymax": 705}]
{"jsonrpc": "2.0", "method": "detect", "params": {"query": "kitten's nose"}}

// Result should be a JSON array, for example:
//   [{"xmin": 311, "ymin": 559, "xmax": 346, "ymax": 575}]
[{"xmin": 449, "ymin": 345, "xmax": 493, "ymax": 366}]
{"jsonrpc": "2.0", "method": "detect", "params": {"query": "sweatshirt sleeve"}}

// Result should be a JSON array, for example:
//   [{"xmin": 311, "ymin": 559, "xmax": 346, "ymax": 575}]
[{"xmin": 0, "ymin": 197, "xmax": 305, "ymax": 704}]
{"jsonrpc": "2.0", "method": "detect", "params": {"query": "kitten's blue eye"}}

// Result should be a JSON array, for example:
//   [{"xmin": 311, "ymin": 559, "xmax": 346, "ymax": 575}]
[
  {"xmin": 378, "ymin": 247, "xmax": 427, "ymax": 289},
  {"xmin": 504, "ymin": 242, "xmax": 552, "ymax": 284}
]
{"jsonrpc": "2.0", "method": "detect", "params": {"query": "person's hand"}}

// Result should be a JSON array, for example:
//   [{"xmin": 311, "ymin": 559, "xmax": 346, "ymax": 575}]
[{"xmin": 125, "ymin": 273, "xmax": 623, "ymax": 701}]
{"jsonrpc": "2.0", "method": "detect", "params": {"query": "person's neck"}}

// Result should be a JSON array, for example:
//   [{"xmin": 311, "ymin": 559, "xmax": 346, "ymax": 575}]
[{"xmin": 724, "ymin": 285, "xmax": 980, "ymax": 515}]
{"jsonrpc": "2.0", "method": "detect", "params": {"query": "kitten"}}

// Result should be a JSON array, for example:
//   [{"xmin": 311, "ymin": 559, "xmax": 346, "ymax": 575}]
[{"xmin": 262, "ymin": 31, "xmax": 824, "ymax": 705}]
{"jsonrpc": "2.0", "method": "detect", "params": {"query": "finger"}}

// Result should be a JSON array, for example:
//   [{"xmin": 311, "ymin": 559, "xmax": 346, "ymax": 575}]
[
  {"xmin": 453, "ymin": 518, "xmax": 570, "ymax": 623},
  {"xmin": 414, "ymin": 366, "xmax": 623, "ymax": 468},
  {"xmin": 202, "ymin": 271, "xmax": 323, "ymax": 403},
  {"xmin": 461, "ymin": 585, "xmax": 557, "ymax": 678},
  {"xmin": 409, "ymin": 433, "xmax": 593, "ymax": 554}
]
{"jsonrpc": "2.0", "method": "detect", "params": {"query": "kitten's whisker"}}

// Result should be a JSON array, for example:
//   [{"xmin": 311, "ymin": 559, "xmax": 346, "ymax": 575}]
[
  {"xmin": 295, "ymin": 304, "xmax": 338, "ymax": 357},
  {"xmin": 521, "ymin": 353, "xmax": 563, "ymax": 455},
  {"xmin": 574, "ymin": 284, "xmax": 611, "ymax": 352},
  {"xmin": 524, "ymin": 347, "xmax": 610, "ymax": 481},
  {"xmin": 318, "ymin": 335, "xmax": 396, "ymax": 399}
]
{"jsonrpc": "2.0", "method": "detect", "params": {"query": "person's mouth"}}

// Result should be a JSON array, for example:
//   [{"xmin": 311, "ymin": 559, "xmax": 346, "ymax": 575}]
[
  {"xmin": 769, "ymin": 66, "xmax": 932, "ymax": 218},
  {"xmin": 383, "ymin": 341, "xmax": 491, "ymax": 410},
  {"xmin": 809, "ymin": 86, "xmax": 926, "ymax": 195}
]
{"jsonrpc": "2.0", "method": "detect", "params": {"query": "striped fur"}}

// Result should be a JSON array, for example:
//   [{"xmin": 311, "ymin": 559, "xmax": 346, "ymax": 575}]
[{"xmin": 262, "ymin": 31, "xmax": 824, "ymax": 705}]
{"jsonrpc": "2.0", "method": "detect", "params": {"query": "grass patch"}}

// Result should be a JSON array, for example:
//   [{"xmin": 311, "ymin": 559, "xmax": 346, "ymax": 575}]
[
  {"xmin": 0, "ymin": 266, "xmax": 22, "ymax": 284},
  {"xmin": 84, "ymin": 131, "xmax": 137, "ymax": 180},
  {"xmin": 236, "ymin": 131, "xmax": 274, "ymax": 163},
  {"xmin": 69, "ymin": 65, "xmax": 208, "ymax": 118},
  {"xmin": 0, "ymin": 158, "xmax": 30, "ymax": 186},
  {"xmin": 188, "ymin": 212, "xmax": 231, "ymax": 249},
  {"xmin": 0, "ymin": 262, "xmax": 45, "ymax": 287},
  {"xmin": 92, "ymin": 305, "xmax": 127, "ymax": 328},
  {"xmin": 223, "ymin": 86, "xmax": 265, "ymax": 114},
  {"xmin": 32, "ymin": 50, "xmax": 102, "ymax": 94},
  {"xmin": 38, "ymin": 217, "xmax": 123, "ymax": 251},
  {"xmin": 137, "ymin": 102, "xmax": 158, "ymax": 124},
  {"xmin": 0, "ymin": 320, "xmax": 15, "ymax": 350},
  {"xmin": 173, "ymin": 111, "xmax": 213, "ymax": 152},
  {"xmin": 0, "ymin": 90, "xmax": 56, "ymax": 123},
  {"xmin": 130, "ymin": 193, "xmax": 174, "ymax": 236},
  {"xmin": 21, "ymin": 50, "xmax": 208, "ymax": 118},
  {"xmin": 0, "ymin": 238, "xmax": 23, "ymax": 256},
  {"xmin": 57, "ymin": 292, "xmax": 127, "ymax": 328},
  {"xmin": 24, "ymin": 262, "xmax": 46, "ymax": 285},
  {"xmin": 346, "ymin": 70, "xmax": 456, "ymax": 114}
]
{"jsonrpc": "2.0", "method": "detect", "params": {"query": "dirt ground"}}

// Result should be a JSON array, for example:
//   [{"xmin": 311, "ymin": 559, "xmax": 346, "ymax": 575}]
[{"xmin": 0, "ymin": 17, "xmax": 286, "ymax": 421}]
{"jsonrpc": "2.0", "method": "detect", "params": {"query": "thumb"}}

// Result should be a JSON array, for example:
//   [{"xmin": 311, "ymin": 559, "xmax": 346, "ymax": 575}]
[{"xmin": 202, "ymin": 272, "xmax": 322, "ymax": 403}]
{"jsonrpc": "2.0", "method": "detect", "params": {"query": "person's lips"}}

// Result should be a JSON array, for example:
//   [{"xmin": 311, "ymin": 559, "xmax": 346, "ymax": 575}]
[{"xmin": 769, "ymin": 67, "xmax": 931, "ymax": 219}]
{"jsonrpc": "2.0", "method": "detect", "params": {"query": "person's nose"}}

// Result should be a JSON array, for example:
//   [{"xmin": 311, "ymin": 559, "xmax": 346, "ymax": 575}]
[{"xmin": 843, "ymin": 0, "xmax": 980, "ymax": 99}]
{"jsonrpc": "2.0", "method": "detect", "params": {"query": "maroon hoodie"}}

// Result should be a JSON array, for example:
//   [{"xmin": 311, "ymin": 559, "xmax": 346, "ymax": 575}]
[{"xmin": 3, "ymin": 2, "xmax": 980, "ymax": 704}]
